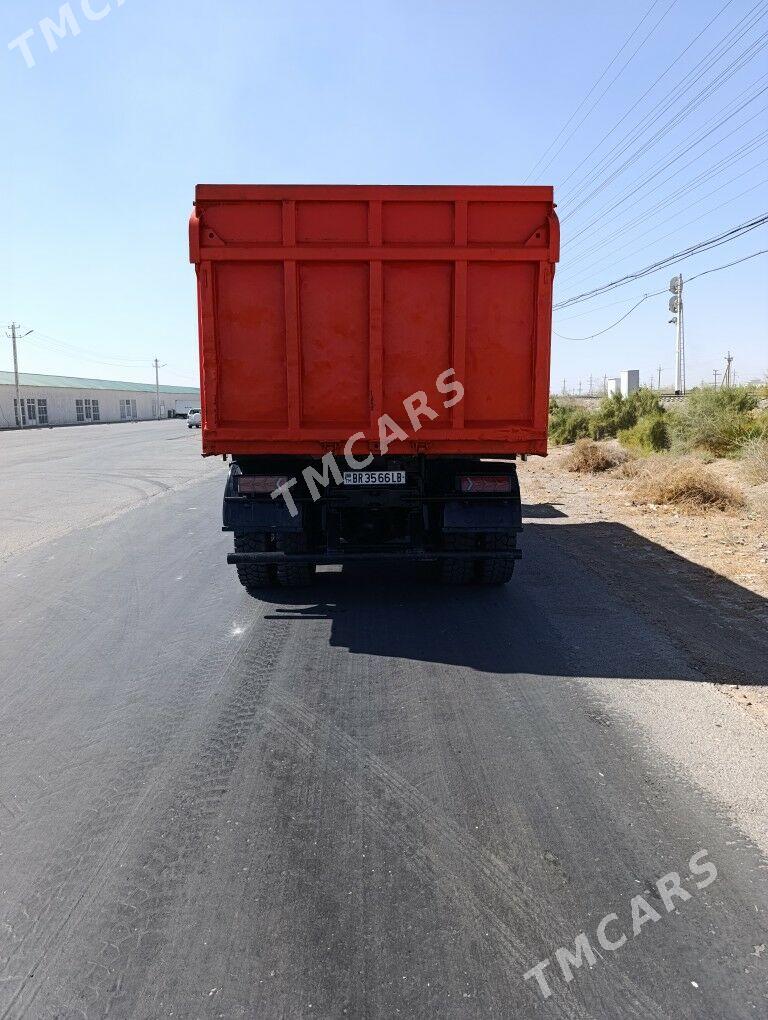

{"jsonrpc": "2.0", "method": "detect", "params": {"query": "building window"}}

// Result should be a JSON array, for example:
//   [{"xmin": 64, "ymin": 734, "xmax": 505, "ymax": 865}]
[
  {"xmin": 37, "ymin": 399, "xmax": 48, "ymax": 424},
  {"xmin": 13, "ymin": 399, "xmax": 26, "ymax": 426},
  {"xmin": 120, "ymin": 398, "xmax": 137, "ymax": 420},
  {"xmin": 26, "ymin": 399, "xmax": 37, "ymax": 423},
  {"xmin": 75, "ymin": 398, "xmax": 99, "ymax": 423}
]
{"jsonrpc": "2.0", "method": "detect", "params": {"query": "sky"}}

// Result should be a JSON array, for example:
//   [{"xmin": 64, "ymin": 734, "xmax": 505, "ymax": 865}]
[{"xmin": 1, "ymin": 0, "xmax": 766, "ymax": 394}]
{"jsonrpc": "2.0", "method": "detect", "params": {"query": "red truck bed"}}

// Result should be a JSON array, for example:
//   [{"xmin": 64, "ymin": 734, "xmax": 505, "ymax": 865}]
[{"xmin": 190, "ymin": 185, "xmax": 559, "ymax": 457}]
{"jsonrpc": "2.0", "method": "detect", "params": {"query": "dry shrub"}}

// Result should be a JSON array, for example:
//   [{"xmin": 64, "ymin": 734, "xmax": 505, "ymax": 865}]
[
  {"xmin": 563, "ymin": 439, "xmax": 629, "ymax": 473},
  {"xmin": 612, "ymin": 458, "xmax": 645, "ymax": 479},
  {"xmin": 631, "ymin": 457, "xmax": 744, "ymax": 512},
  {"xmin": 742, "ymin": 437, "xmax": 768, "ymax": 484}
]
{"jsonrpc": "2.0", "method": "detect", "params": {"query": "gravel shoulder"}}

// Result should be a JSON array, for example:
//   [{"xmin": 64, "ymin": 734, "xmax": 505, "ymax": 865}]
[{"xmin": 520, "ymin": 449, "xmax": 768, "ymax": 725}]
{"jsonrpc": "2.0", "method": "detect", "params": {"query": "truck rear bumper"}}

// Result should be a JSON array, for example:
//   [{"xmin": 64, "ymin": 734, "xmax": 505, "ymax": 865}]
[{"xmin": 228, "ymin": 549, "xmax": 522, "ymax": 565}]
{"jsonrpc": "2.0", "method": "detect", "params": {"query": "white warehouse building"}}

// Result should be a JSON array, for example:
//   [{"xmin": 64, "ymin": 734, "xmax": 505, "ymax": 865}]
[{"xmin": 0, "ymin": 372, "xmax": 200, "ymax": 428}]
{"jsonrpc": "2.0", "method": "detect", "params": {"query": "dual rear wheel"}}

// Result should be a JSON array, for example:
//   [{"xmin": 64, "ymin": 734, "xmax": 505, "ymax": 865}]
[
  {"xmin": 234, "ymin": 531, "xmax": 313, "ymax": 591},
  {"xmin": 439, "ymin": 532, "xmax": 517, "ymax": 586}
]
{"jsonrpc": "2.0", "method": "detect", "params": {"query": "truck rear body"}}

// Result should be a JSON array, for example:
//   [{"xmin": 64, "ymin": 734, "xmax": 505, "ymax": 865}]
[
  {"xmin": 189, "ymin": 185, "xmax": 559, "ymax": 587},
  {"xmin": 190, "ymin": 185, "xmax": 558, "ymax": 458}
]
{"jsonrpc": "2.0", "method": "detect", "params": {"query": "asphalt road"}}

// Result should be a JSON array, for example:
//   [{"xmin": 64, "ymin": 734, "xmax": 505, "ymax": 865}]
[{"xmin": 0, "ymin": 431, "xmax": 766, "ymax": 1018}]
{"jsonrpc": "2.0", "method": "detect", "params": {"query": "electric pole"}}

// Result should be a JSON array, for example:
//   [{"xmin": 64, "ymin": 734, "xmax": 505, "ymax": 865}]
[
  {"xmin": 153, "ymin": 357, "xmax": 167, "ymax": 420},
  {"xmin": 7, "ymin": 323, "xmax": 33, "ymax": 428},
  {"xmin": 723, "ymin": 351, "xmax": 733, "ymax": 388},
  {"xmin": 603, "ymin": 374, "xmax": 608, "ymax": 394},
  {"xmin": 657, "ymin": 365, "xmax": 663, "ymax": 391},
  {"xmin": 669, "ymin": 274, "xmax": 685, "ymax": 395},
  {"xmin": 578, "ymin": 380, "xmax": 582, "ymax": 396},
  {"xmin": 562, "ymin": 378, "xmax": 567, "ymax": 396},
  {"xmin": 713, "ymin": 369, "xmax": 719, "ymax": 390},
  {"xmin": 588, "ymin": 374, "xmax": 593, "ymax": 396}
]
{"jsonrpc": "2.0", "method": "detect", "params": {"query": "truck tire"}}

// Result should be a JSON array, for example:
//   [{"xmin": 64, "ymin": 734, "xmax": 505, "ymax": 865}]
[
  {"xmin": 440, "ymin": 534, "xmax": 476, "ymax": 584},
  {"xmin": 477, "ymin": 533, "xmax": 517, "ymax": 585},
  {"xmin": 233, "ymin": 531, "xmax": 276, "ymax": 590},
  {"xmin": 276, "ymin": 533, "xmax": 314, "ymax": 587}
]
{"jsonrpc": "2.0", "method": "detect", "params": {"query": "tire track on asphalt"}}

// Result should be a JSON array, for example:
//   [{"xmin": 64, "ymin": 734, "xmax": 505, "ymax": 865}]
[
  {"xmin": 0, "ymin": 610, "xmax": 278, "ymax": 1020},
  {"xmin": 262, "ymin": 694, "xmax": 668, "ymax": 1020}
]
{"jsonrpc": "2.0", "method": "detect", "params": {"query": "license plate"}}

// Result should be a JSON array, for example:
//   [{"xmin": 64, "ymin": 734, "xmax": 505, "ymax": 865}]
[{"xmin": 343, "ymin": 470, "xmax": 406, "ymax": 486}]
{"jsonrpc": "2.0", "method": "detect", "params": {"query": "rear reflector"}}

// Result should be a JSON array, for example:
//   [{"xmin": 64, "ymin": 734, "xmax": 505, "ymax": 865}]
[
  {"xmin": 238, "ymin": 475, "xmax": 288, "ymax": 494},
  {"xmin": 458, "ymin": 475, "xmax": 512, "ymax": 493}
]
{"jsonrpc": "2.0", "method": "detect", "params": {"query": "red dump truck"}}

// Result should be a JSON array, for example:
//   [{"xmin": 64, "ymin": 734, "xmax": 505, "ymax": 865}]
[{"xmin": 190, "ymin": 185, "xmax": 559, "ymax": 588}]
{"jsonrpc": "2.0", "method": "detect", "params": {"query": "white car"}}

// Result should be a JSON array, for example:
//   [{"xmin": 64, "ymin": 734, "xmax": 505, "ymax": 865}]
[{"xmin": 187, "ymin": 408, "xmax": 201, "ymax": 428}]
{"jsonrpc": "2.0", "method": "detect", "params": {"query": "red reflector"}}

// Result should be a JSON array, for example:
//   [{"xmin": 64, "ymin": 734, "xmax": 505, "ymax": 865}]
[
  {"xmin": 458, "ymin": 475, "xmax": 512, "ymax": 493},
  {"xmin": 238, "ymin": 475, "xmax": 287, "ymax": 494}
]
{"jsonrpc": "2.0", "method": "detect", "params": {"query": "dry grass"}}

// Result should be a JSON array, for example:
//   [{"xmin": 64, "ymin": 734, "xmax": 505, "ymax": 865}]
[
  {"xmin": 563, "ymin": 439, "xmax": 629, "ymax": 474},
  {"xmin": 631, "ymin": 457, "xmax": 745, "ymax": 513},
  {"xmin": 742, "ymin": 437, "xmax": 768, "ymax": 485},
  {"xmin": 612, "ymin": 457, "xmax": 644, "ymax": 479}
]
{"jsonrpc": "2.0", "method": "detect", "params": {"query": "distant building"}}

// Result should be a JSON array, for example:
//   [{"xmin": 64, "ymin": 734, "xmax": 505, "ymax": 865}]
[
  {"xmin": 0, "ymin": 371, "xmax": 200, "ymax": 428},
  {"xmin": 606, "ymin": 377, "xmax": 621, "ymax": 396},
  {"xmin": 620, "ymin": 370, "xmax": 640, "ymax": 397}
]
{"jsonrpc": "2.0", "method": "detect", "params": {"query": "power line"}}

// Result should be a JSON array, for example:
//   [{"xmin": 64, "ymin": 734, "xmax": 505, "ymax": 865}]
[
  {"xmin": 552, "ymin": 247, "xmax": 767, "ymax": 337},
  {"xmin": 556, "ymin": 0, "xmax": 740, "ymax": 191},
  {"xmin": 563, "ymin": 104, "xmax": 768, "ymax": 251},
  {"xmin": 19, "ymin": 327, "xmax": 151, "ymax": 367},
  {"xmin": 525, "ymin": 0, "xmax": 674, "ymax": 182},
  {"xmin": 561, "ymin": 63, "xmax": 768, "ymax": 226},
  {"xmin": 559, "ymin": 174, "xmax": 768, "ymax": 288},
  {"xmin": 559, "ymin": 1, "xmax": 768, "ymax": 211},
  {"xmin": 560, "ymin": 14, "xmax": 768, "ymax": 215},
  {"xmin": 554, "ymin": 213, "xmax": 768, "ymax": 309},
  {"xmin": 553, "ymin": 294, "xmax": 659, "ymax": 340},
  {"xmin": 557, "ymin": 291, "xmax": 666, "ymax": 321},
  {"xmin": 685, "ymin": 244, "xmax": 768, "ymax": 281},
  {"xmin": 11, "ymin": 325, "xmax": 199, "ymax": 386},
  {"xmin": 563, "ymin": 134, "xmax": 768, "ymax": 260}
]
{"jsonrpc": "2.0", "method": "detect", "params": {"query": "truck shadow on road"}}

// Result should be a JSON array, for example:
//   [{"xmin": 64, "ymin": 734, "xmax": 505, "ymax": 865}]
[{"xmin": 255, "ymin": 513, "xmax": 768, "ymax": 685}]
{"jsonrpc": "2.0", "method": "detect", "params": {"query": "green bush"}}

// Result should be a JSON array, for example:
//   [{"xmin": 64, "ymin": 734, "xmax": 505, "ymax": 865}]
[
  {"xmin": 745, "ymin": 408, "xmax": 768, "ymax": 441},
  {"xmin": 589, "ymin": 389, "xmax": 664, "ymax": 440},
  {"xmin": 668, "ymin": 386, "xmax": 758, "ymax": 456},
  {"xmin": 618, "ymin": 414, "xmax": 670, "ymax": 453},
  {"xmin": 548, "ymin": 400, "xmax": 592, "ymax": 444}
]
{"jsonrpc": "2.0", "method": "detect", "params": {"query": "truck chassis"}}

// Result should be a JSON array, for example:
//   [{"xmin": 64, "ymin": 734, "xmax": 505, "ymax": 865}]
[{"xmin": 222, "ymin": 454, "xmax": 523, "ymax": 589}]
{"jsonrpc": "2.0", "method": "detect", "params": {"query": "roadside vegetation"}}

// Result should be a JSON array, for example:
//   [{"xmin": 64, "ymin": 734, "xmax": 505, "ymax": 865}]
[
  {"xmin": 551, "ymin": 384, "xmax": 768, "ymax": 512},
  {"xmin": 562, "ymin": 439, "xmax": 628, "ymax": 473},
  {"xmin": 630, "ymin": 457, "xmax": 745, "ymax": 513}
]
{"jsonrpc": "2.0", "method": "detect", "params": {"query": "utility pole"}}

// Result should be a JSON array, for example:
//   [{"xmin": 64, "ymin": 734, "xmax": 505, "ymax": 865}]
[
  {"xmin": 723, "ymin": 351, "xmax": 733, "ymax": 388},
  {"xmin": 603, "ymin": 374, "xmax": 608, "ymax": 394},
  {"xmin": 562, "ymin": 378, "xmax": 567, "ymax": 396},
  {"xmin": 657, "ymin": 365, "xmax": 663, "ymax": 392},
  {"xmin": 153, "ymin": 357, "xmax": 167, "ymax": 420},
  {"xmin": 588, "ymin": 374, "xmax": 593, "ymax": 396},
  {"xmin": 713, "ymin": 369, "xmax": 719, "ymax": 390},
  {"xmin": 669, "ymin": 274, "xmax": 685, "ymax": 395},
  {"xmin": 578, "ymin": 380, "xmax": 582, "ymax": 396},
  {"xmin": 7, "ymin": 323, "xmax": 33, "ymax": 428}
]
